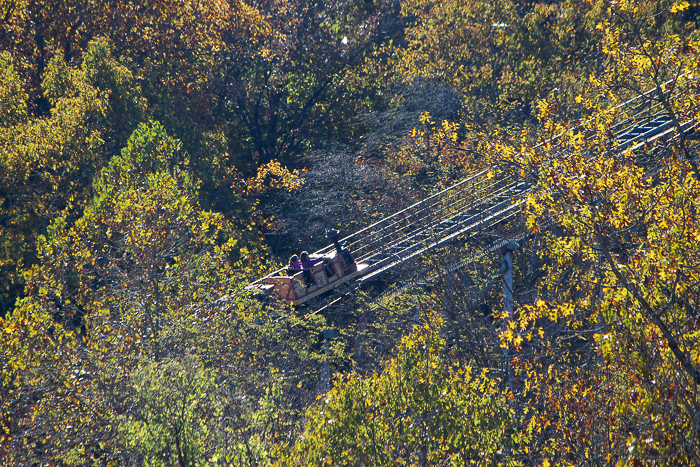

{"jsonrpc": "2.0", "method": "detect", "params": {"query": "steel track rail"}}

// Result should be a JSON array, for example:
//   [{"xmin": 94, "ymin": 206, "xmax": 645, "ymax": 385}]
[
  {"xmin": 352, "ymin": 176, "xmax": 514, "ymax": 263},
  {"xmin": 357, "ymin": 185, "xmax": 531, "ymax": 282},
  {"xmin": 314, "ymin": 169, "xmax": 490, "ymax": 255},
  {"xmin": 356, "ymin": 177, "xmax": 517, "ymax": 264}
]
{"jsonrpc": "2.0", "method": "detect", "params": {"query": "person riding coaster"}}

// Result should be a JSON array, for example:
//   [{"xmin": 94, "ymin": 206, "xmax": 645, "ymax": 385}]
[{"xmin": 326, "ymin": 229, "xmax": 354, "ymax": 265}]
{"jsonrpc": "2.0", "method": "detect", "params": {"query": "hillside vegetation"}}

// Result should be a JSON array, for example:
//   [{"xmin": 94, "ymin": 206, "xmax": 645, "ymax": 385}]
[{"xmin": 2, "ymin": 0, "xmax": 700, "ymax": 465}]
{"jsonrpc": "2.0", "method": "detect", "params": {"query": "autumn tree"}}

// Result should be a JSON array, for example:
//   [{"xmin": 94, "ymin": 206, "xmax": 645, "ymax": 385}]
[
  {"xmin": 1, "ymin": 121, "xmax": 244, "ymax": 464},
  {"xmin": 0, "ymin": 40, "xmax": 120, "ymax": 315},
  {"xmin": 394, "ymin": 0, "xmax": 609, "ymax": 133},
  {"xmin": 491, "ymin": 3, "xmax": 700, "ymax": 464},
  {"xmin": 1, "ymin": 122, "xmax": 354, "ymax": 465},
  {"xmin": 284, "ymin": 323, "xmax": 528, "ymax": 466},
  {"xmin": 0, "ymin": 1, "xmax": 406, "ymax": 311}
]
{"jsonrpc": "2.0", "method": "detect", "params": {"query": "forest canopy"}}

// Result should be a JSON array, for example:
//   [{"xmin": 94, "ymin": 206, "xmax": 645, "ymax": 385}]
[{"xmin": 2, "ymin": 0, "xmax": 700, "ymax": 465}]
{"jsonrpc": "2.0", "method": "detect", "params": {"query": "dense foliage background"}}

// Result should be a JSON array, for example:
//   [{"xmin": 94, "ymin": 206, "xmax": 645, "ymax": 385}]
[{"xmin": 2, "ymin": 0, "xmax": 700, "ymax": 465}]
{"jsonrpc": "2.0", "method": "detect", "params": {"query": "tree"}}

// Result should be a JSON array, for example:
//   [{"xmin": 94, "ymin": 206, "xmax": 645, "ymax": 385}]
[
  {"xmin": 0, "ymin": 43, "xmax": 115, "ymax": 315},
  {"xmin": 493, "ymin": 4, "xmax": 700, "ymax": 462},
  {"xmin": 1, "ymin": 122, "xmax": 348, "ymax": 465},
  {"xmin": 395, "ymin": 0, "xmax": 608, "ymax": 132},
  {"xmin": 121, "ymin": 354, "xmax": 222, "ymax": 467},
  {"xmin": 1, "ymin": 122, "xmax": 251, "ymax": 465},
  {"xmin": 285, "ymin": 323, "xmax": 528, "ymax": 466}
]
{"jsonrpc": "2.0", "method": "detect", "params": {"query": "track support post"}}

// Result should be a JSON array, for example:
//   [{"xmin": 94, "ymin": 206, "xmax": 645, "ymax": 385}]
[{"xmin": 501, "ymin": 241, "xmax": 519, "ymax": 387}]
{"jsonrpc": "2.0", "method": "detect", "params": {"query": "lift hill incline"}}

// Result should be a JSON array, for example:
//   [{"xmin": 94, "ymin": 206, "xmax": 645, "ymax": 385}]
[{"xmin": 250, "ymin": 82, "xmax": 699, "ymax": 306}]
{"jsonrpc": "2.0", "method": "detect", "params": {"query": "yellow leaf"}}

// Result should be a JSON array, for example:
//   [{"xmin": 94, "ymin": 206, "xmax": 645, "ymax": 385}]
[{"xmin": 671, "ymin": 1, "xmax": 690, "ymax": 13}]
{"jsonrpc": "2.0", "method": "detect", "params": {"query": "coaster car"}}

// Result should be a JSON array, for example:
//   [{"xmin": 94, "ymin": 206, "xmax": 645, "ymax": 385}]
[{"xmin": 247, "ymin": 231, "xmax": 367, "ymax": 306}]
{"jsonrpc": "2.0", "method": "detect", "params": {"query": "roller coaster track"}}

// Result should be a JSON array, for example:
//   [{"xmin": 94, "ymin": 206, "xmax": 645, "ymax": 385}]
[
  {"xmin": 544, "ymin": 77, "xmax": 699, "ymax": 160},
  {"xmin": 315, "ymin": 170, "xmax": 530, "ymax": 283},
  {"xmin": 311, "ymin": 77, "xmax": 699, "ymax": 289}
]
